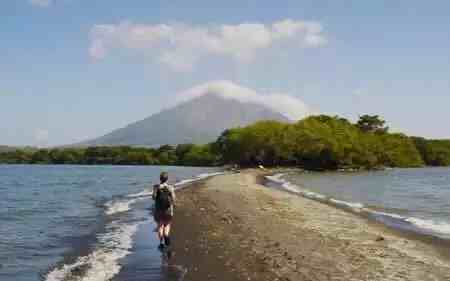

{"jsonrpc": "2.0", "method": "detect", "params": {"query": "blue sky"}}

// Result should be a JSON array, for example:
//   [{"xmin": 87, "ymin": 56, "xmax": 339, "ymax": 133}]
[{"xmin": 1, "ymin": 0, "xmax": 449, "ymax": 146}]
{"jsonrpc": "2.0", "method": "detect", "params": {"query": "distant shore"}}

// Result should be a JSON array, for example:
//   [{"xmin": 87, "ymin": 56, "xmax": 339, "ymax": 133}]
[{"xmin": 171, "ymin": 169, "xmax": 450, "ymax": 281}]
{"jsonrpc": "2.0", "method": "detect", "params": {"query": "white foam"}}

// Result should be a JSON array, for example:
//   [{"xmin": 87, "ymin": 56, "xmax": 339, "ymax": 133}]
[
  {"xmin": 366, "ymin": 211, "xmax": 450, "ymax": 236},
  {"xmin": 329, "ymin": 198, "xmax": 364, "ymax": 210},
  {"xmin": 302, "ymin": 190, "xmax": 327, "ymax": 200},
  {"xmin": 265, "ymin": 173, "xmax": 286, "ymax": 184},
  {"xmin": 126, "ymin": 190, "xmax": 153, "ymax": 198},
  {"xmin": 104, "ymin": 199, "xmax": 137, "ymax": 215},
  {"xmin": 266, "ymin": 174, "xmax": 362, "ymax": 209},
  {"xmin": 281, "ymin": 182, "xmax": 301, "ymax": 194},
  {"xmin": 406, "ymin": 217, "xmax": 450, "ymax": 235},
  {"xmin": 368, "ymin": 210, "xmax": 406, "ymax": 220},
  {"xmin": 46, "ymin": 221, "xmax": 141, "ymax": 281},
  {"xmin": 196, "ymin": 171, "xmax": 226, "ymax": 179},
  {"xmin": 174, "ymin": 171, "xmax": 226, "ymax": 188},
  {"xmin": 266, "ymin": 173, "xmax": 327, "ymax": 201},
  {"xmin": 174, "ymin": 178, "xmax": 197, "ymax": 187},
  {"xmin": 267, "ymin": 174, "xmax": 302, "ymax": 195}
]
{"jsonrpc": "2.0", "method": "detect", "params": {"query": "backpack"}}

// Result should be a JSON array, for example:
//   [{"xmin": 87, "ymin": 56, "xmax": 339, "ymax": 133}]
[{"xmin": 155, "ymin": 185, "xmax": 172, "ymax": 211}]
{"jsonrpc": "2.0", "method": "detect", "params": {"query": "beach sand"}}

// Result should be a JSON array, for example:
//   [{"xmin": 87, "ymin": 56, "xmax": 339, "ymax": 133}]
[{"xmin": 171, "ymin": 169, "xmax": 450, "ymax": 281}]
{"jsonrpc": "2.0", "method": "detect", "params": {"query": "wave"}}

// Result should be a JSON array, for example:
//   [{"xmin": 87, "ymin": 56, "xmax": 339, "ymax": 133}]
[
  {"xmin": 174, "ymin": 171, "xmax": 226, "ymax": 188},
  {"xmin": 406, "ymin": 217, "xmax": 450, "ymax": 236},
  {"xmin": 126, "ymin": 190, "xmax": 153, "ymax": 198},
  {"xmin": 45, "ymin": 170, "xmax": 226, "ymax": 281},
  {"xmin": 369, "ymin": 210, "xmax": 405, "ymax": 220},
  {"xmin": 265, "ymin": 173, "xmax": 286, "ymax": 184},
  {"xmin": 370, "ymin": 211, "xmax": 450, "ymax": 237},
  {"xmin": 45, "ymin": 221, "xmax": 141, "ymax": 281},
  {"xmin": 265, "ymin": 173, "xmax": 450, "ymax": 239},
  {"xmin": 104, "ymin": 171, "xmax": 226, "ymax": 216},
  {"xmin": 104, "ymin": 198, "xmax": 138, "ymax": 216},
  {"xmin": 330, "ymin": 198, "xmax": 364, "ymax": 210}
]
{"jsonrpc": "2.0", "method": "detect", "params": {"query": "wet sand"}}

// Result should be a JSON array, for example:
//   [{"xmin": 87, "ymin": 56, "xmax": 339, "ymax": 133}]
[{"xmin": 171, "ymin": 169, "xmax": 450, "ymax": 281}]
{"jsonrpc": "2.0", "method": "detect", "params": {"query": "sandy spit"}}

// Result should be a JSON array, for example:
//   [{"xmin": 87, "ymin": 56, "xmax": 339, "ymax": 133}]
[{"xmin": 171, "ymin": 170, "xmax": 450, "ymax": 281}]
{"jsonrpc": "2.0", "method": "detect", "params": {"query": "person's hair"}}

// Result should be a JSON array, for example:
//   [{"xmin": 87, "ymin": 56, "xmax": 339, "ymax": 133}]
[{"xmin": 160, "ymin": 172, "xmax": 168, "ymax": 183}]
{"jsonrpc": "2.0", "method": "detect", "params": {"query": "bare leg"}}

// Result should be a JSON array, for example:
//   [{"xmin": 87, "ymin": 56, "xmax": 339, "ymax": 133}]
[
  {"xmin": 158, "ymin": 222, "xmax": 164, "ymax": 243},
  {"xmin": 163, "ymin": 223, "xmax": 171, "ymax": 237},
  {"xmin": 162, "ymin": 221, "xmax": 172, "ymax": 247}
]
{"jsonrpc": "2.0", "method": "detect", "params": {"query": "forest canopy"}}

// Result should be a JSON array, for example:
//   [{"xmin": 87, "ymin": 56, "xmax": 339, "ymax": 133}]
[
  {"xmin": 213, "ymin": 115, "xmax": 425, "ymax": 169},
  {"xmin": 1, "ymin": 115, "xmax": 449, "ymax": 170}
]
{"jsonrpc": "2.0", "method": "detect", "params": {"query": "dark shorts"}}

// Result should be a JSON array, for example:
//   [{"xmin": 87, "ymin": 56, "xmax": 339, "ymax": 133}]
[{"xmin": 153, "ymin": 209, "xmax": 172, "ymax": 225}]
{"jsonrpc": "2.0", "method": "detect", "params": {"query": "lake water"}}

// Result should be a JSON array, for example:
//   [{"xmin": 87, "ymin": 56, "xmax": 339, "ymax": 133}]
[
  {"xmin": 266, "ymin": 167, "xmax": 450, "ymax": 240},
  {"xmin": 0, "ymin": 165, "xmax": 222, "ymax": 281}
]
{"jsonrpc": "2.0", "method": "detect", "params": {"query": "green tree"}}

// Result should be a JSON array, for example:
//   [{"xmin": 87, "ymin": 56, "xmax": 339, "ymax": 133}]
[
  {"xmin": 30, "ymin": 149, "xmax": 51, "ymax": 164},
  {"xmin": 357, "ymin": 115, "xmax": 388, "ymax": 133},
  {"xmin": 183, "ymin": 144, "xmax": 218, "ymax": 166},
  {"xmin": 175, "ymin": 144, "xmax": 195, "ymax": 164}
]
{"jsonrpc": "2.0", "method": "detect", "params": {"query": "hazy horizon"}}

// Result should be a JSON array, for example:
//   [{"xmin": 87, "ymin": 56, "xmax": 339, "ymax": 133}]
[{"xmin": 2, "ymin": 0, "xmax": 449, "ymax": 147}]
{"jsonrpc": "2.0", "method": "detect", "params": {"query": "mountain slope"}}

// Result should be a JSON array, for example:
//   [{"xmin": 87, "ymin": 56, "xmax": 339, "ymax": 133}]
[{"xmin": 82, "ymin": 93, "xmax": 289, "ymax": 147}]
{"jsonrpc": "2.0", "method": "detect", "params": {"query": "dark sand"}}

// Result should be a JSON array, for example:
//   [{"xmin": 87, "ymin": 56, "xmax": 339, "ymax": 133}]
[{"xmin": 170, "ymin": 170, "xmax": 450, "ymax": 281}]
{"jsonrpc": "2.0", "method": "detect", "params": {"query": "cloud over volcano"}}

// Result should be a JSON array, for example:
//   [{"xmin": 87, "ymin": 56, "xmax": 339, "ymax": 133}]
[{"xmin": 176, "ymin": 80, "xmax": 311, "ymax": 121}]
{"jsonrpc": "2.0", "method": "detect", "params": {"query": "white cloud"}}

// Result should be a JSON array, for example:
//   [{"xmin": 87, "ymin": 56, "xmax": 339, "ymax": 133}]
[
  {"xmin": 34, "ymin": 129, "xmax": 49, "ymax": 145},
  {"xmin": 175, "ymin": 80, "xmax": 311, "ymax": 121},
  {"xmin": 29, "ymin": 0, "xmax": 52, "ymax": 7},
  {"xmin": 89, "ymin": 19, "xmax": 328, "ymax": 71}
]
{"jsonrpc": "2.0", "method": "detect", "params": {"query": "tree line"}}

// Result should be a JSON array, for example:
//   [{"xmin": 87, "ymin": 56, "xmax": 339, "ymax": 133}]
[
  {"xmin": 1, "ymin": 115, "xmax": 449, "ymax": 169},
  {"xmin": 0, "ymin": 144, "xmax": 219, "ymax": 166}
]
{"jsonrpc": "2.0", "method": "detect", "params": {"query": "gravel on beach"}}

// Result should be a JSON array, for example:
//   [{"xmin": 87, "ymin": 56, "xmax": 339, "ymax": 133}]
[{"xmin": 171, "ymin": 170, "xmax": 450, "ymax": 281}]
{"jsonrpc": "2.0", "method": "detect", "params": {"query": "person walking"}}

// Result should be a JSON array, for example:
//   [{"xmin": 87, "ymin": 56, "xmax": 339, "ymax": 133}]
[{"xmin": 152, "ymin": 172, "xmax": 176, "ymax": 249}]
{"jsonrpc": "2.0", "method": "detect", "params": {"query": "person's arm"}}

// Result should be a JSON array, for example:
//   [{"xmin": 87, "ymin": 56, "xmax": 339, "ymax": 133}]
[
  {"xmin": 152, "ymin": 184, "xmax": 158, "ymax": 200},
  {"xmin": 170, "ymin": 185, "xmax": 176, "ymax": 206}
]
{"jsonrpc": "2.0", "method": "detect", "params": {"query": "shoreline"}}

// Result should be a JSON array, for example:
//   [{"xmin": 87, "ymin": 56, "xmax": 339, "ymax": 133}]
[
  {"xmin": 261, "ymin": 171, "xmax": 450, "ymax": 261},
  {"xmin": 171, "ymin": 169, "xmax": 450, "ymax": 281}
]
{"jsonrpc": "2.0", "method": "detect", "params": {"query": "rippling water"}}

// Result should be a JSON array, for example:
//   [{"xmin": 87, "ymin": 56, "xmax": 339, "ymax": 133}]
[
  {"xmin": 0, "ymin": 165, "xmax": 221, "ymax": 281},
  {"xmin": 266, "ymin": 167, "xmax": 450, "ymax": 239}
]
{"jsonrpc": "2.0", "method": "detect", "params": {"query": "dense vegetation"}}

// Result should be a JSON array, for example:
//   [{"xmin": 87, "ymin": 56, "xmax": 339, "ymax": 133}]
[
  {"xmin": 0, "ymin": 145, "xmax": 23, "ymax": 153},
  {"xmin": 214, "ymin": 115, "xmax": 425, "ymax": 169},
  {"xmin": 0, "ymin": 144, "xmax": 219, "ymax": 166},
  {"xmin": 1, "ymin": 115, "xmax": 449, "ymax": 169},
  {"xmin": 412, "ymin": 137, "xmax": 450, "ymax": 166}
]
